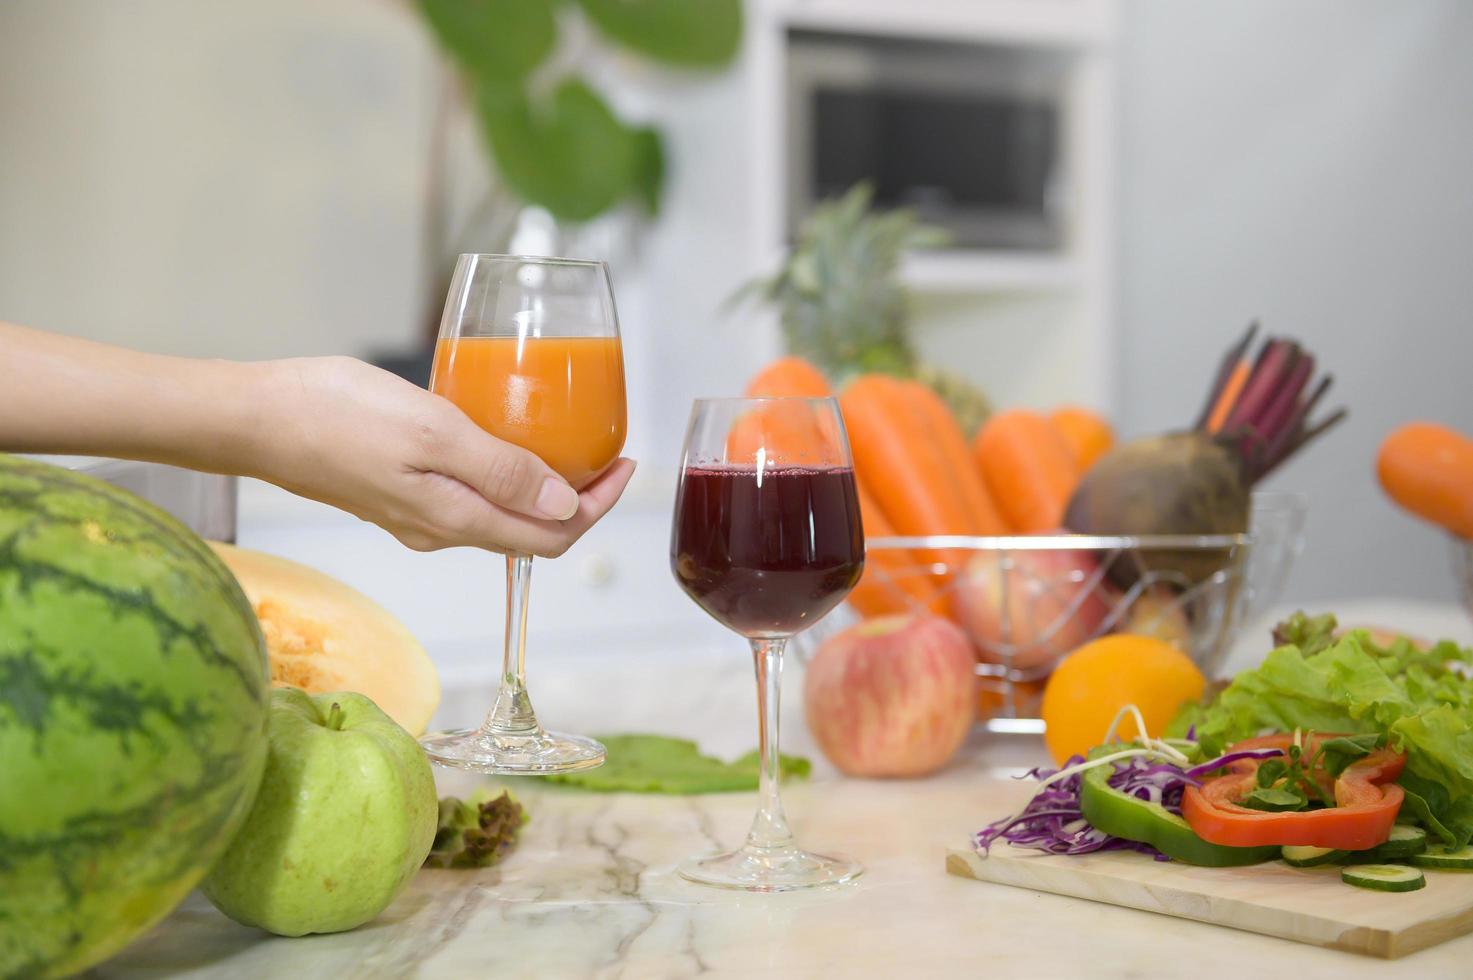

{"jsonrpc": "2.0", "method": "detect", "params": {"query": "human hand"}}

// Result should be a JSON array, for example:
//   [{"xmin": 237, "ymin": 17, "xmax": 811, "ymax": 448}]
[{"xmin": 252, "ymin": 357, "xmax": 635, "ymax": 556}]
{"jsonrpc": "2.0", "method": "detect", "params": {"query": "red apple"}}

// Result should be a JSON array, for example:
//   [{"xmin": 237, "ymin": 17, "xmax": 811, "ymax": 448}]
[
  {"xmin": 1118, "ymin": 585, "xmax": 1192, "ymax": 651},
  {"xmin": 950, "ymin": 546, "xmax": 1111, "ymax": 671},
  {"xmin": 802, "ymin": 613, "xmax": 976, "ymax": 778}
]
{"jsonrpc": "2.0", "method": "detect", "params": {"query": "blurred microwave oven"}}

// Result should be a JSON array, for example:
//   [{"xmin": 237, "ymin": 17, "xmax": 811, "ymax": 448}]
[{"xmin": 786, "ymin": 31, "xmax": 1070, "ymax": 251}]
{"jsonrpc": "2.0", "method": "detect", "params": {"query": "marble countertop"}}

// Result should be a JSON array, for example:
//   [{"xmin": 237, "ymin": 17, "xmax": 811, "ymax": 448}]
[
  {"xmin": 97, "ymin": 744, "xmax": 1473, "ymax": 979},
  {"xmin": 96, "ymin": 602, "xmax": 1473, "ymax": 980}
]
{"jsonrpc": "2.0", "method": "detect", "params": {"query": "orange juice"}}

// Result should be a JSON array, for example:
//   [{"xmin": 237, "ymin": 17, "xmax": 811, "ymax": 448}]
[{"xmin": 431, "ymin": 336, "xmax": 626, "ymax": 490}]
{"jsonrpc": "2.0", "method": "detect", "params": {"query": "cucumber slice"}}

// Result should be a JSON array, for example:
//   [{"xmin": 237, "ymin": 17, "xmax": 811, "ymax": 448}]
[
  {"xmin": 1342, "ymin": 865, "xmax": 1426, "ymax": 892},
  {"xmin": 1281, "ymin": 845, "xmax": 1347, "ymax": 868},
  {"xmin": 1358, "ymin": 825, "xmax": 1428, "ymax": 860},
  {"xmin": 1409, "ymin": 845, "xmax": 1473, "ymax": 870}
]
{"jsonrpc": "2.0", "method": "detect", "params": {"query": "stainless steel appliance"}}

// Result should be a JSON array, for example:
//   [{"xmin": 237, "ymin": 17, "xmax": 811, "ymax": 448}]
[{"xmin": 786, "ymin": 30, "xmax": 1071, "ymax": 251}]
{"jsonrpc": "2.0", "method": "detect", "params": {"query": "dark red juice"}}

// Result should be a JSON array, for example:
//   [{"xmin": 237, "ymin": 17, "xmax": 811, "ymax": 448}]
[{"xmin": 671, "ymin": 465, "xmax": 865, "ymax": 637}]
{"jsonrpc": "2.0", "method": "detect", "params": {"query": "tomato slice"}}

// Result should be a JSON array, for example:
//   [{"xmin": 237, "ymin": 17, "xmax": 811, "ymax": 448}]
[{"xmin": 1181, "ymin": 733, "xmax": 1406, "ymax": 850}]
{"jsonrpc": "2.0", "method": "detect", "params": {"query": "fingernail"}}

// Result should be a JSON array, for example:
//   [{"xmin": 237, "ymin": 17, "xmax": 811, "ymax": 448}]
[{"xmin": 536, "ymin": 478, "xmax": 579, "ymax": 521}]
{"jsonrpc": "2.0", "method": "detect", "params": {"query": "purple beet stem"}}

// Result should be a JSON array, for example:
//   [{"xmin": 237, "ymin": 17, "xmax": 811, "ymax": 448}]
[
  {"xmin": 1255, "ymin": 374, "xmax": 1331, "ymax": 477},
  {"xmin": 1259, "ymin": 409, "xmax": 1347, "ymax": 482},
  {"xmin": 1192, "ymin": 329, "xmax": 1344, "ymax": 486},
  {"xmin": 1223, "ymin": 339, "xmax": 1296, "ymax": 435},
  {"xmin": 1252, "ymin": 352, "xmax": 1314, "ymax": 446}
]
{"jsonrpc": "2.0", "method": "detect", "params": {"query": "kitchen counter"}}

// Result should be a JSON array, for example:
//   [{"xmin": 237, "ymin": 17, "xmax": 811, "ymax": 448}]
[{"xmin": 97, "ymin": 626, "xmax": 1473, "ymax": 980}]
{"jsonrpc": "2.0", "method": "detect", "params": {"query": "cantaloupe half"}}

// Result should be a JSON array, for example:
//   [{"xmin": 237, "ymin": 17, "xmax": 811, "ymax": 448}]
[{"xmin": 208, "ymin": 543, "xmax": 440, "ymax": 735}]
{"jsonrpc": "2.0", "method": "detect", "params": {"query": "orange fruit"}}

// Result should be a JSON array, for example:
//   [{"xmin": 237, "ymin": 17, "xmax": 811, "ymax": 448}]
[{"xmin": 1040, "ymin": 634, "xmax": 1205, "ymax": 764}]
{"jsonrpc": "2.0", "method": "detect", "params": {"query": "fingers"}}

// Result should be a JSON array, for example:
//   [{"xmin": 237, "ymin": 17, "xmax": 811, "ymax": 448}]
[
  {"xmin": 405, "ymin": 458, "xmax": 638, "ymax": 557},
  {"xmin": 545, "ymin": 457, "xmax": 638, "ymax": 544},
  {"xmin": 490, "ymin": 457, "xmax": 637, "ymax": 558},
  {"xmin": 428, "ymin": 409, "xmax": 580, "ymax": 522}
]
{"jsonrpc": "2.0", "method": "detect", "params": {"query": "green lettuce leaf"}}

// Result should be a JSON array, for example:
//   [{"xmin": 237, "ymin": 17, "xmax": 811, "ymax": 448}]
[
  {"xmin": 1398, "ymin": 773, "xmax": 1473, "ymax": 847},
  {"xmin": 424, "ymin": 790, "xmax": 528, "ymax": 869},
  {"xmin": 1182, "ymin": 612, "xmax": 1473, "ymax": 846},
  {"xmin": 1270, "ymin": 610, "xmax": 1339, "ymax": 655},
  {"xmin": 1389, "ymin": 704, "xmax": 1473, "ymax": 846}
]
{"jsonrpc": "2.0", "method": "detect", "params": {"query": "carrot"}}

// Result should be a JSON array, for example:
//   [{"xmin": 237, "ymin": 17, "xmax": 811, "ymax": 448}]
[
  {"xmin": 1049, "ymin": 406, "xmax": 1115, "ymax": 472},
  {"xmin": 725, "ymin": 399, "xmax": 837, "ymax": 466},
  {"xmin": 973, "ymin": 409, "xmax": 1081, "ymax": 533},
  {"xmin": 746, "ymin": 361, "xmax": 948, "ymax": 613},
  {"xmin": 840, "ymin": 374, "xmax": 979, "ymax": 538},
  {"xmin": 840, "ymin": 373, "xmax": 991, "ymax": 609},
  {"xmin": 901, "ymin": 381, "xmax": 1010, "ymax": 534},
  {"xmin": 1206, "ymin": 360, "xmax": 1251, "ymax": 434},
  {"xmin": 848, "ymin": 480, "xmax": 945, "ymax": 617},
  {"xmin": 1377, "ymin": 422, "xmax": 1473, "ymax": 540},
  {"xmin": 745, "ymin": 356, "xmax": 830, "ymax": 398},
  {"xmin": 730, "ymin": 357, "xmax": 835, "ymax": 463}
]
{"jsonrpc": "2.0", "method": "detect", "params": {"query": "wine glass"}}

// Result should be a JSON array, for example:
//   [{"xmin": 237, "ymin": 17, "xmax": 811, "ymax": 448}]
[
  {"xmin": 419, "ymin": 254, "xmax": 627, "ymax": 774},
  {"xmin": 670, "ymin": 397, "xmax": 865, "ymax": 890}
]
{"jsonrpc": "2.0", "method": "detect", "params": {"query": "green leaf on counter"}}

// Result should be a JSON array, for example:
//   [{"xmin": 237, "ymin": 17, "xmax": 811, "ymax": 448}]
[
  {"xmin": 424, "ymin": 790, "xmax": 528, "ymax": 869},
  {"xmin": 575, "ymin": 0, "xmax": 742, "ymax": 67},
  {"xmin": 543, "ymin": 735, "xmax": 811, "ymax": 794}
]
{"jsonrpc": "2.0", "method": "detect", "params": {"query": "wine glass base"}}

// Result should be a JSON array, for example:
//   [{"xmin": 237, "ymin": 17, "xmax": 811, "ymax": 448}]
[
  {"xmin": 678, "ymin": 844, "xmax": 862, "ymax": 892},
  {"xmin": 419, "ymin": 728, "xmax": 606, "ymax": 775}
]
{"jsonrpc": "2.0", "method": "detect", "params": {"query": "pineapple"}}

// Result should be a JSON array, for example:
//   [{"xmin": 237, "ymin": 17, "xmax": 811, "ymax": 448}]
[
  {"xmin": 741, "ymin": 183, "xmax": 992, "ymax": 434},
  {"xmin": 913, "ymin": 363, "xmax": 993, "ymax": 439}
]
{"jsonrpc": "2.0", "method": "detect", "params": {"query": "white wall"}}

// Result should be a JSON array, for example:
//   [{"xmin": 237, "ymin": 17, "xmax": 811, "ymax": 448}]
[
  {"xmin": 0, "ymin": 0, "xmax": 436, "ymax": 360},
  {"xmin": 0, "ymin": 0, "xmax": 768, "ymax": 478},
  {"xmin": 1118, "ymin": 0, "xmax": 1473, "ymax": 606},
  {"xmin": 8, "ymin": 1, "xmax": 1471, "ymax": 610}
]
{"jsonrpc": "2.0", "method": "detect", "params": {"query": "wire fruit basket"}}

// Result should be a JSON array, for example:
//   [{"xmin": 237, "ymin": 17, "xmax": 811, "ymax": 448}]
[{"xmin": 796, "ymin": 493, "xmax": 1307, "ymax": 734}]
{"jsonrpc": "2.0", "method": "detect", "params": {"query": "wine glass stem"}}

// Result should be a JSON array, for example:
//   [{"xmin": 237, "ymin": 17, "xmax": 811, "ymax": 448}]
[
  {"xmin": 745, "ymin": 638, "xmax": 794, "ymax": 851},
  {"xmin": 484, "ymin": 553, "xmax": 539, "ymax": 736}
]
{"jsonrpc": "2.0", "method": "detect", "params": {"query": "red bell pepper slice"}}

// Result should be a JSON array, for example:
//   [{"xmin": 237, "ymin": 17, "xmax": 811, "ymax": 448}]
[{"xmin": 1181, "ymin": 733, "xmax": 1406, "ymax": 850}]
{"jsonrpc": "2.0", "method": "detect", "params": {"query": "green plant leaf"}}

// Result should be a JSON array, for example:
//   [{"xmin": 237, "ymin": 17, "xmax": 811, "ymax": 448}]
[
  {"xmin": 417, "ymin": 0, "xmax": 558, "ymax": 86},
  {"xmin": 575, "ymin": 0, "xmax": 742, "ymax": 67},
  {"xmin": 631, "ymin": 126, "xmax": 665, "ymax": 216},
  {"xmin": 478, "ymin": 79, "xmax": 641, "ymax": 221}
]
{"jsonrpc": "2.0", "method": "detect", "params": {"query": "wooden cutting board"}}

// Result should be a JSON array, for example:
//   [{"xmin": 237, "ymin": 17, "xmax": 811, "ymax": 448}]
[{"xmin": 946, "ymin": 843, "xmax": 1473, "ymax": 958}]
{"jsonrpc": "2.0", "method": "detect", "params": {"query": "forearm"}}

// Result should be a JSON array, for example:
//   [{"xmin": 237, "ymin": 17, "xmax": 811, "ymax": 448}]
[
  {"xmin": 0, "ymin": 322, "xmax": 636, "ymax": 554},
  {"xmin": 0, "ymin": 321, "xmax": 278, "ymax": 476}
]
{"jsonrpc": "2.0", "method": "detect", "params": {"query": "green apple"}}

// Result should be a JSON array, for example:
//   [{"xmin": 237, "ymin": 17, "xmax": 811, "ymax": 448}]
[{"xmin": 201, "ymin": 688, "xmax": 437, "ymax": 936}]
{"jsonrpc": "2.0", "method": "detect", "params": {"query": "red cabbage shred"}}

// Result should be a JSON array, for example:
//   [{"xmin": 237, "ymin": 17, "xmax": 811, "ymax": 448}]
[{"xmin": 972, "ymin": 748, "xmax": 1277, "ymax": 862}]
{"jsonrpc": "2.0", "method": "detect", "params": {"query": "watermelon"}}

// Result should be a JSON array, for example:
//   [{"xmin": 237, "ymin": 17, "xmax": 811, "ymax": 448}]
[{"xmin": 0, "ymin": 455, "xmax": 269, "ymax": 979}]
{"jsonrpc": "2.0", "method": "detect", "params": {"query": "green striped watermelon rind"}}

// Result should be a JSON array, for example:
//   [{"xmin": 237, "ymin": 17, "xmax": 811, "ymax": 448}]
[{"xmin": 0, "ymin": 454, "xmax": 270, "ymax": 979}]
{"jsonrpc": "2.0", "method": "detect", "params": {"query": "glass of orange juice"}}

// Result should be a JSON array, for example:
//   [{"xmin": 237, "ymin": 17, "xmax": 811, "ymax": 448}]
[{"xmin": 419, "ymin": 254, "xmax": 627, "ymax": 774}]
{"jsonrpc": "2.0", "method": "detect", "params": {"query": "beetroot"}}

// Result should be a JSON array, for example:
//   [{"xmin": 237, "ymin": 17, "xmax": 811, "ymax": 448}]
[{"xmin": 1065, "ymin": 324, "xmax": 1344, "ymax": 582}]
